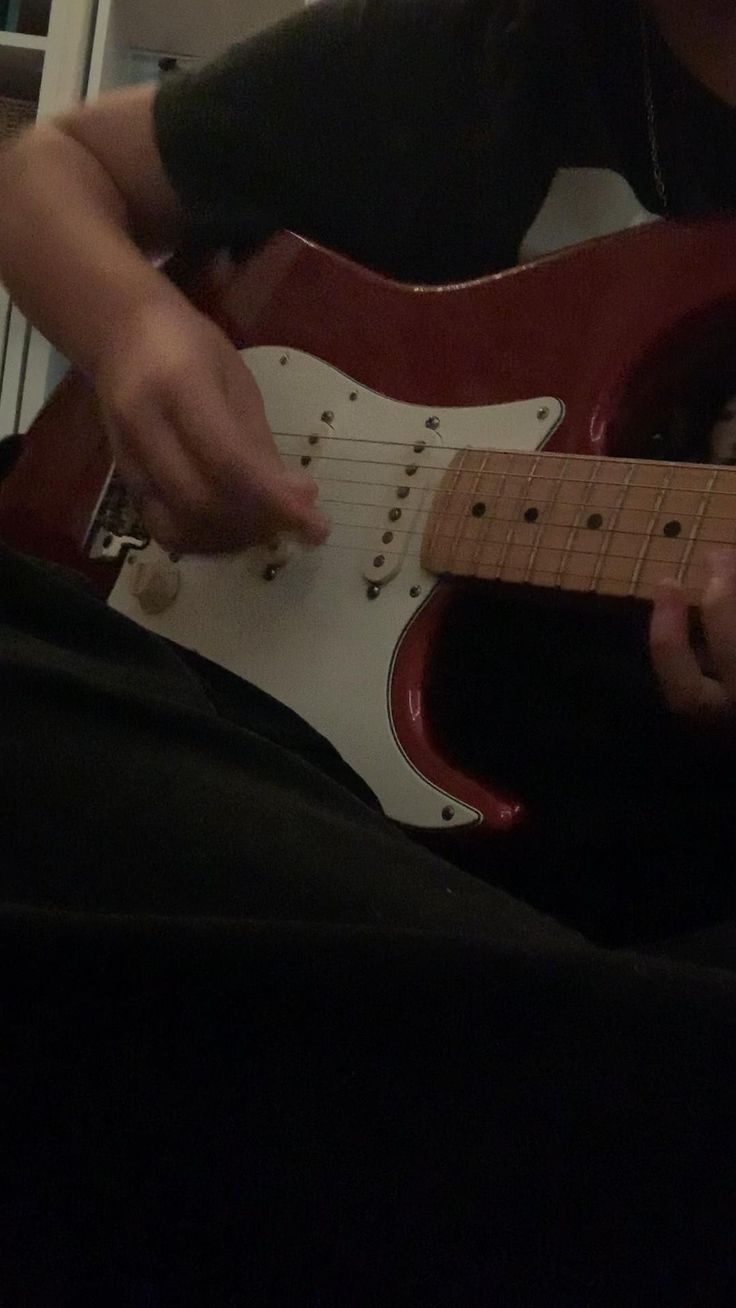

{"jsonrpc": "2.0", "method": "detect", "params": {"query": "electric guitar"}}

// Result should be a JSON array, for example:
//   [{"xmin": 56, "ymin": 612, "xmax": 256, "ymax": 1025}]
[{"xmin": 2, "ymin": 217, "xmax": 736, "ymax": 834}]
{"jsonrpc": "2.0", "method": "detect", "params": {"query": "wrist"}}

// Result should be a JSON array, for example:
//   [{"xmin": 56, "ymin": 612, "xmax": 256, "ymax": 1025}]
[{"xmin": 88, "ymin": 277, "xmax": 193, "ymax": 383}]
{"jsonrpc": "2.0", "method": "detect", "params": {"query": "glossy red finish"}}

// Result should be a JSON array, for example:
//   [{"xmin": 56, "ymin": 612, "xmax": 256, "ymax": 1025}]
[
  {"xmin": 204, "ymin": 217, "xmax": 736, "ymax": 455},
  {"xmin": 0, "ymin": 370, "xmax": 113, "ymax": 587},
  {"xmin": 3, "ymin": 218, "xmax": 736, "ymax": 833},
  {"xmin": 389, "ymin": 580, "xmax": 524, "ymax": 830}
]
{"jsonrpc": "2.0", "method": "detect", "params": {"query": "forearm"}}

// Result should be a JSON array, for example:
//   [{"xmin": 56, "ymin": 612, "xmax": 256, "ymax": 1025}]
[{"xmin": 0, "ymin": 119, "xmax": 184, "ymax": 376}]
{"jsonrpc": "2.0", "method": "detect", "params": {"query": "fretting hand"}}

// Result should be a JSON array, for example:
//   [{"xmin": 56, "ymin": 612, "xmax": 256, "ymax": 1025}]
[{"xmin": 650, "ymin": 550, "xmax": 736, "ymax": 716}]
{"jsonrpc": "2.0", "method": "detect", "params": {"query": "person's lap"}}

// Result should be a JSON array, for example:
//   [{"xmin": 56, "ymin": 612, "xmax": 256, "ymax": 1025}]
[{"xmin": 5, "ymin": 541, "xmax": 736, "ymax": 1302}]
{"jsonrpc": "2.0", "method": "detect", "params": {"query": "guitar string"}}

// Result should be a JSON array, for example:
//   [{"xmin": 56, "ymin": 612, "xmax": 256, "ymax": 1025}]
[
  {"xmin": 295, "ymin": 453, "xmax": 736, "ymax": 575},
  {"xmin": 271, "ymin": 451, "xmax": 736, "ymax": 564},
  {"xmin": 296, "ymin": 454, "xmax": 736, "ymax": 541},
  {"xmin": 277, "ymin": 445, "xmax": 736, "ymax": 505},
  {"xmin": 257, "ymin": 504, "xmax": 726, "ymax": 588},
  {"xmin": 260, "ymin": 532, "xmax": 716, "ymax": 591},
  {"xmin": 153, "ymin": 384, "xmax": 735, "ymax": 582},
  {"xmin": 137, "ymin": 425, "xmax": 736, "ymax": 577},
  {"xmin": 312, "ymin": 484, "xmax": 736, "ymax": 530},
  {"xmin": 316, "ymin": 505, "xmax": 736, "ymax": 555},
  {"xmin": 271, "ymin": 429, "xmax": 735, "ymax": 475},
  {"xmin": 310, "ymin": 522, "xmax": 723, "ymax": 575},
  {"xmin": 308, "ymin": 533, "xmax": 720, "ymax": 568}
]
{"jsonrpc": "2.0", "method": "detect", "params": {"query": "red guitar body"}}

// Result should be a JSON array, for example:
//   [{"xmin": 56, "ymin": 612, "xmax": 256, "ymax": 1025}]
[{"xmin": 2, "ymin": 217, "xmax": 736, "ymax": 835}]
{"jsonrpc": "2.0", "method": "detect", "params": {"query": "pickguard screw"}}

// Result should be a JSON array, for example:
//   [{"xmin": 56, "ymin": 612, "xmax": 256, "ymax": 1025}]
[
  {"xmin": 442, "ymin": 806, "xmax": 455, "ymax": 822},
  {"xmin": 426, "ymin": 416, "xmax": 440, "ymax": 430},
  {"xmin": 301, "ymin": 455, "xmax": 311, "ymax": 466},
  {"xmin": 263, "ymin": 565, "xmax": 279, "ymax": 581},
  {"xmin": 103, "ymin": 533, "xmax": 113, "ymax": 549},
  {"xmin": 168, "ymin": 550, "xmax": 181, "ymax": 562},
  {"xmin": 389, "ymin": 508, "xmax": 402, "ymax": 522},
  {"xmin": 373, "ymin": 554, "xmax": 385, "ymax": 568},
  {"xmin": 537, "ymin": 406, "xmax": 549, "ymax": 420},
  {"xmin": 349, "ymin": 391, "xmax": 358, "ymax": 401},
  {"xmin": 397, "ymin": 486, "xmax": 410, "ymax": 500},
  {"xmin": 279, "ymin": 355, "xmax": 288, "ymax": 366},
  {"xmin": 366, "ymin": 584, "xmax": 381, "ymax": 599},
  {"xmin": 410, "ymin": 585, "xmax": 422, "ymax": 598},
  {"xmin": 321, "ymin": 410, "xmax": 334, "ymax": 423}
]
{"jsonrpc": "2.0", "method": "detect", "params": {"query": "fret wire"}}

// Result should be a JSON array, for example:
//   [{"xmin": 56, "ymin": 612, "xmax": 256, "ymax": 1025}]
[
  {"xmin": 629, "ymin": 463, "xmax": 674, "ymax": 597},
  {"xmin": 427, "ymin": 447, "xmax": 465, "ymax": 563},
  {"xmin": 281, "ymin": 437, "xmax": 736, "ymax": 495},
  {"xmin": 274, "ymin": 427, "xmax": 736, "ymax": 481},
  {"xmin": 553, "ymin": 457, "xmax": 577, "ymax": 589},
  {"xmin": 488, "ymin": 452, "xmax": 517, "ymax": 575},
  {"xmin": 591, "ymin": 462, "xmax": 637, "ymax": 590},
  {"xmin": 447, "ymin": 447, "xmax": 472, "ymax": 566},
  {"xmin": 320, "ymin": 528, "xmax": 717, "ymax": 580},
  {"xmin": 555, "ymin": 457, "xmax": 601, "ymax": 589},
  {"xmin": 470, "ymin": 451, "xmax": 499, "ymax": 572},
  {"xmin": 519, "ymin": 456, "xmax": 570, "ymax": 584},
  {"xmin": 677, "ymin": 468, "xmax": 719, "ymax": 583},
  {"xmin": 460, "ymin": 449, "xmax": 490, "ymax": 573},
  {"xmin": 318, "ymin": 478, "xmax": 736, "ymax": 527},
  {"xmin": 459, "ymin": 555, "xmax": 713, "ymax": 591},
  {"xmin": 319, "ymin": 494, "xmax": 736, "ymax": 553},
  {"xmin": 305, "ymin": 439, "xmax": 736, "ymax": 514},
  {"xmin": 415, "ymin": 456, "xmax": 444, "ymax": 570},
  {"xmin": 321, "ymin": 491, "xmax": 736, "ymax": 531},
  {"xmin": 324, "ymin": 512, "xmax": 730, "ymax": 569},
  {"xmin": 482, "ymin": 453, "xmax": 514, "ymax": 578},
  {"xmin": 521, "ymin": 453, "xmax": 545, "ymax": 583},
  {"xmin": 326, "ymin": 515, "xmax": 732, "ymax": 567},
  {"xmin": 494, "ymin": 452, "xmax": 535, "ymax": 575},
  {"xmin": 317, "ymin": 533, "xmax": 721, "ymax": 591}
]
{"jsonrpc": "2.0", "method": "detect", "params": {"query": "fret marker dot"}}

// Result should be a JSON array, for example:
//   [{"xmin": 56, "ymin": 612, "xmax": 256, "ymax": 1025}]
[
  {"xmin": 586, "ymin": 513, "xmax": 603, "ymax": 530},
  {"xmin": 524, "ymin": 507, "xmax": 539, "ymax": 523},
  {"xmin": 471, "ymin": 502, "xmax": 487, "ymax": 518},
  {"xmin": 663, "ymin": 520, "xmax": 682, "ymax": 538}
]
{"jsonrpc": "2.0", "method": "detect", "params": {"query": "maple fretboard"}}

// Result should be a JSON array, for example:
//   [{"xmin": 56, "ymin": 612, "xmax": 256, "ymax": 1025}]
[{"xmin": 421, "ymin": 449, "xmax": 736, "ymax": 602}]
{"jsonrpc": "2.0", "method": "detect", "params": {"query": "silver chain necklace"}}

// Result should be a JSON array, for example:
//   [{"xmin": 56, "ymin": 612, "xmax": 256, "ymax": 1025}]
[{"xmin": 639, "ymin": 2, "xmax": 670, "ymax": 215}]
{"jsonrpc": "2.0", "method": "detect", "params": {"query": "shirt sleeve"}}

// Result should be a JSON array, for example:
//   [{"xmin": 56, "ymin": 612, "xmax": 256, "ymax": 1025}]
[{"xmin": 152, "ymin": 0, "xmax": 552, "ymax": 280}]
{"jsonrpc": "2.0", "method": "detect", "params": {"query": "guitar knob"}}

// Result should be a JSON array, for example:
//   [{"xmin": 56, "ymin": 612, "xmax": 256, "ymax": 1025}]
[{"xmin": 129, "ymin": 561, "xmax": 180, "ymax": 615}]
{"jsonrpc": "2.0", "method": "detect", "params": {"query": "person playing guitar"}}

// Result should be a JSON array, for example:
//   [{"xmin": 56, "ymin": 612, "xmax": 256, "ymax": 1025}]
[{"xmin": 2, "ymin": 1, "xmax": 736, "ymax": 1302}]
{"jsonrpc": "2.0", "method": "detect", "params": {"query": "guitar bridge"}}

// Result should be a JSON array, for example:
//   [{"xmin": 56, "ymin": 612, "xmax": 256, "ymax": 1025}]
[{"xmin": 86, "ymin": 471, "xmax": 149, "ymax": 562}]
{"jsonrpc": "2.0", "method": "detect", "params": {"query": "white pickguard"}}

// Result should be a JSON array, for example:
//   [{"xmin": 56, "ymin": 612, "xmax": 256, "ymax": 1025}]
[{"xmin": 108, "ymin": 349, "xmax": 562, "ymax": 829}]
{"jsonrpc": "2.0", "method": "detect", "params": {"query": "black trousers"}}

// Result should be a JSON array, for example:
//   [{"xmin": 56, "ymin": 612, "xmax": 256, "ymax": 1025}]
[{"xmin": 2, "ymin": 542, "xmax": 736, "ymax": 1305}]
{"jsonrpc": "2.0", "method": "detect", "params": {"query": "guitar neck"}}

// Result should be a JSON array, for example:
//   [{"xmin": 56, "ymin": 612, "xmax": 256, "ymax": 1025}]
[{"xmin": 420, "ymin": 448, "xmax": 736, "ymax": 603}]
